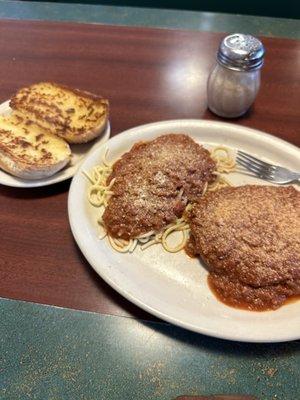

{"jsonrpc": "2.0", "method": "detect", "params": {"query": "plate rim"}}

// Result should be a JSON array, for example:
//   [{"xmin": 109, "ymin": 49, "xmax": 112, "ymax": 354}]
[
  {"xmin": 0, "ymin": 100, "xmax": 111, "ymax": 188},
  {"xmin": 68, "ymin": 119, "xmax": 300, "ymax": 343}
]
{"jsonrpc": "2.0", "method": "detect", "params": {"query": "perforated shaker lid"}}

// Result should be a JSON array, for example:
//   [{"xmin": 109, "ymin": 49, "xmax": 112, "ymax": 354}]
[{"xmin": 217, "ymin": 33, "xmax": 265, "ymax": 71}]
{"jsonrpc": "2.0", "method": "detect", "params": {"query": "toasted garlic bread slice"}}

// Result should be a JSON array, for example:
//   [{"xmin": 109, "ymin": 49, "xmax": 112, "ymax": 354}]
[
  {"xmin": 0, "ymin": 114, "xmax": 71, "ymax": 180},
  {"xmin": 10, "ymin": 82, "xmax": 109, "ymax": 144}
]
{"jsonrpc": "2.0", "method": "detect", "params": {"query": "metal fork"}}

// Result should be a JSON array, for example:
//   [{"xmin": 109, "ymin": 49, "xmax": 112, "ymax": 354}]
[{"xmin": 236, "ymin": 150, "xmax": 300, "ymax": 184}]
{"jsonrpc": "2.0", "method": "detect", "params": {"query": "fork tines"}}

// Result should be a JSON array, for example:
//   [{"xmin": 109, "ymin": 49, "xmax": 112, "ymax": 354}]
[{"xmin": 236, "ymin": 150, "xmax": 276, "ymax": 178}]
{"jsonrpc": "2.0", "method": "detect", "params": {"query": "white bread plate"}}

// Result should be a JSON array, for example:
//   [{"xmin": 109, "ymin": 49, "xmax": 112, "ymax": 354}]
[{"xmin": 0, "ymin": 100, "xmax": 110, "ymax": 188}]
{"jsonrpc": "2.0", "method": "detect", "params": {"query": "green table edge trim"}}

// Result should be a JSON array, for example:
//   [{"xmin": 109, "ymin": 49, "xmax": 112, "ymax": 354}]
[
  {"xmin": 1, "ymin": 297, "xmax": 299, "ymax": 399},
  {"xmin": 0, "ymin": 0, "xmax": 299, "ymax": 39}
]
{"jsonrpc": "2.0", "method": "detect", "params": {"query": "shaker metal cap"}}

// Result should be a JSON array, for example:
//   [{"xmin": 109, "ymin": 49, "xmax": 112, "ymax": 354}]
[{"xmin": 217, "ymin": 33, "xmax": 265, "ymax": 71}]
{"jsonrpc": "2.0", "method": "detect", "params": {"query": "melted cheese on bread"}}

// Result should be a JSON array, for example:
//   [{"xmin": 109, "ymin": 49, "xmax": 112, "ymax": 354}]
[
  {"xmin": 0, "ymin": 114, "xmax": 71, "ymax": 179},
  {"xmin": 10, "ymin": 82, "xmax": 109, "ymax": 144}
]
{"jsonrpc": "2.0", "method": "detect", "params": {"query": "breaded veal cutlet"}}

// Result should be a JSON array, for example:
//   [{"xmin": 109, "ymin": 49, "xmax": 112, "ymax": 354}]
[
  {"xmin": 187, "ymin": 185, "xmax": 300, "ymax": 310},
  {"xmin": 103, "ymin": 134, "xmax": 216, "ymax": 240}
]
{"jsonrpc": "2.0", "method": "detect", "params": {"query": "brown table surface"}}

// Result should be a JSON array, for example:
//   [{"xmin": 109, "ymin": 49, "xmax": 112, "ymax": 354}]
[{"xmin": 1, "ymin": 20, "xmax": 299, "ymax": 320}]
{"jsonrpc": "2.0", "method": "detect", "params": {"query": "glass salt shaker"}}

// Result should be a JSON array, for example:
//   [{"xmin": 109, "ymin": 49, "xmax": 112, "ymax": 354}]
[{"xmin": 207, "ymin": 33, "xmax": 265, "ymax": 118}]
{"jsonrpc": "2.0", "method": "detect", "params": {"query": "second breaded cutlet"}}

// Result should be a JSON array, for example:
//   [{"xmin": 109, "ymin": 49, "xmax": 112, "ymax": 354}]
[{"xmin": 187, "ymin": 185, "xmax": 300, "ymax": 310}]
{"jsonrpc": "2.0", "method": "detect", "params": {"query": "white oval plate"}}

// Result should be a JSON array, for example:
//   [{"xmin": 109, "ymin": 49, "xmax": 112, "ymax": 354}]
[
  {"xmin": 0, "ymin": 100, "xmax": 110, "ymax": 187},
  {"xmin": 68, "ymin": 119, "xmax": 300, "ymax": 342}
]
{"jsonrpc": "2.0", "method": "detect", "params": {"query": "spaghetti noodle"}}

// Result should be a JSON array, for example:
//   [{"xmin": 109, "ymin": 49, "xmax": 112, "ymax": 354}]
[
  {"xmin": 210, "ymin": 145, "xmax": 236, "ymax": 173},
  {"xmin": 84, "ymin": 145, "xmax": 236, "ymax": 253}
]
